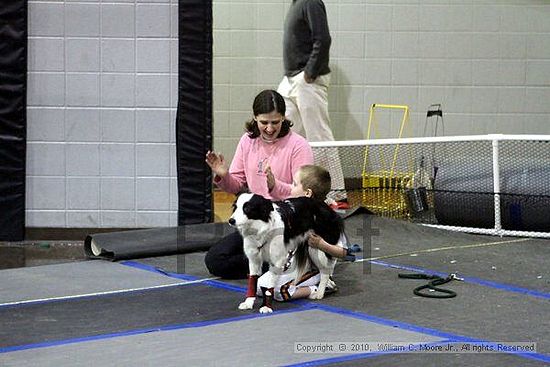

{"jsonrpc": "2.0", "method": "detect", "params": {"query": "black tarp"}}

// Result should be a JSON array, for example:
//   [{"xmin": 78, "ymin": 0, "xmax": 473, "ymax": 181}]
[
  {"xmin": 84, "ymin": 223, "xmax": 235, "ymax": 261},
  {"xmin": 176, "ymin": 0, "xmax": 213, "ymax": 225},
  {"xmin": 0, "ymin": 0, "xmax": 27, "ymax": 241}
]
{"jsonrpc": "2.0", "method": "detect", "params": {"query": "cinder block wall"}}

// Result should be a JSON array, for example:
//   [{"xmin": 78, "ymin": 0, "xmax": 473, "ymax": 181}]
[
  {"xmin": 27, "ymin": 0, "xmax": 550, "ymax": 228},
  {"xmin": 27, "ymin": 0, "xmax": 179, "ymax": 228},
  {"xmin": 214, "ymin": 0, "xmax": 550, "ymax": 161}
]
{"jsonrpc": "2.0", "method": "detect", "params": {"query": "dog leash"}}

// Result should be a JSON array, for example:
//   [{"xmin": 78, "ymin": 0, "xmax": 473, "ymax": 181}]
[
  {"xmin": 285, "ymin": 243, "xmax": 359, "ymax": 271},
  {"xmin": 343, "ymin": 244, "xmax": 361, "ymax": 262},
  {"xmin": 398, "ymin": 273, "xmax": 463, "ymax": 298},
  {"xmin": 284, "ymin": 250, "xmax": 294, "ymax": 271}
]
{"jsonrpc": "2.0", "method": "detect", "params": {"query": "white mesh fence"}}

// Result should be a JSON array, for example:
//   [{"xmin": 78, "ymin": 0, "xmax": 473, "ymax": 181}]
[{"xmin": 311, "ymin": 134, "xmax": 550, "ymax": 238}]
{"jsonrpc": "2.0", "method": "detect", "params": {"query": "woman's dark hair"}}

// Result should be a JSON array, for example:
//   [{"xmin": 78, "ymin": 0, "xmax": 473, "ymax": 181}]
[{"xmin": 245, "ymin": 89, "xmax": 293, "ymax": 138}]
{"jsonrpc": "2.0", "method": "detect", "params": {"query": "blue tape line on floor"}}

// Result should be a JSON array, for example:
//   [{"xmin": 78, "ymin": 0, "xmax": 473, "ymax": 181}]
[
  {"xmin": 290, "ymin": 304, "xmax": 550, "ymax": 365},
  {"xmin": 3, "ymin": 299, "xmax": 548, "ymax": 364},
  {"xmin": 0, "ymin": 306, "xmax": 312, "ymax": 354},
  {"xmin": 120, "ymin": 260, "xmax": 247, "ymax": 293},
  {"xmin": 312, "ymin": 303, "xmax": 471, "ymax": 341},
  {"xmin": 120, "ymin": 262, "xmax": 550, "ymax": 364},
  {"xmin": 284, "ymin": 339, "xmax": 550, "ymax": 367},
  {"xmin": 370, "ymin": 260, "xmax": 550, "ymax": 300},
  {"xmin": 120, "ymin": 261, "xmax": 199, "ymax": 281},
  {"xmin": 283, "ymin": 340, "xmax": 455, "ymax": 367}
]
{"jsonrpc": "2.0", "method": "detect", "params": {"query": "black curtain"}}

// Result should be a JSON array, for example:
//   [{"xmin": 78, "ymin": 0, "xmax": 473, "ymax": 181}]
[
  {"xmin": 0, "ymin": 0, "xmax": 27, "ymax": 240},
  {"xmin": 176, "ymin": 0, "xmax": 213, "ymax": 225}
]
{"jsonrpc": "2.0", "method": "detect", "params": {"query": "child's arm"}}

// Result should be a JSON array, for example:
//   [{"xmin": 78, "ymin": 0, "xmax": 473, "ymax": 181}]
[{"xmin": 308, "ymin": 233, "xmax": 347, "ymax": 258}]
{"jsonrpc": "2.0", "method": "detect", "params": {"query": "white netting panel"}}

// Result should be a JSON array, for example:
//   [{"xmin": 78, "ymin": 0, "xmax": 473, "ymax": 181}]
[{"xmin": 311, "ymin": 135, "xmax": 550, "ymax": 238}]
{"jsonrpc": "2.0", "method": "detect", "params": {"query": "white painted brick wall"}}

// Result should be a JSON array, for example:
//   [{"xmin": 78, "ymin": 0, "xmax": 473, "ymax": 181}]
[
  {"xmin": 27, "ymin": 0, "xmax": 177, "ymax": 228},
  {"xmin": 27, "ymin": 0, "xmax": 550, "ymax": 228},
  {"xmin": 213, "ymin": 1, "xmax": 550, "ymax": 157}
]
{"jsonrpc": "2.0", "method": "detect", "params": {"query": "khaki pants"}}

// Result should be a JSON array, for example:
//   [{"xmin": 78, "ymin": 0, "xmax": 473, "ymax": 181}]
[
  {"xmin": 277, "ymin": 71, "xmax": 333, "ymax": 142},
  {"xmin": 278, "ymin": 72, "xmax": 346, "ymax": 198}
]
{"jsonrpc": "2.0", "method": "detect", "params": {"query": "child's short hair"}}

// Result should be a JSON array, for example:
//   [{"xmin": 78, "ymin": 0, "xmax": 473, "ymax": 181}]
[{"xmin": 298, "ymin": 165, "xmax": 331, "ymax": 200}]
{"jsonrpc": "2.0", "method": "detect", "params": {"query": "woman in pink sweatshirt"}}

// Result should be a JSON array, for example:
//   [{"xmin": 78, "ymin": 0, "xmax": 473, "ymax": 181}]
[
  {"xmin": 206, "ymin": 89, "xmax": 313, "ymax": 200},
  {"xmin": 205, "ymin": 89, "xmax": 314, "ymax": 278}
]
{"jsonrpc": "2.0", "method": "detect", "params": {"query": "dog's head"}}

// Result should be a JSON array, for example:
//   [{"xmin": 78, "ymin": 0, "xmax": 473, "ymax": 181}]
[{"xmin": 229, "ymin": 193, "xmax": 274, "ymax": 229}]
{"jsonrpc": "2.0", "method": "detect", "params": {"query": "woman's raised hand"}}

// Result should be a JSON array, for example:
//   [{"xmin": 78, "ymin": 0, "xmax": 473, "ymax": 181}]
[
  {"xmin": 265, "ymin": 165, "xmax": 275, "ymax": 192},
  {"xmin": 205, "ymin": 151, "xmax": 228, "ymax": 178}
]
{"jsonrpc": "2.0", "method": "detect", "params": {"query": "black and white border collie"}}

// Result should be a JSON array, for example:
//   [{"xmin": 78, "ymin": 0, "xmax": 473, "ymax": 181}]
[{"xmin": 229, "ymin": 193, "xmax": 344, "ymax": 313}]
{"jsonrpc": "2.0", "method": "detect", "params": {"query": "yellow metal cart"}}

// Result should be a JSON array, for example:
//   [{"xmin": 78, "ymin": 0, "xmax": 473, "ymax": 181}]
[{"xmin": 361, "ymin": 104, "xmax": 414, "ymax": 218}]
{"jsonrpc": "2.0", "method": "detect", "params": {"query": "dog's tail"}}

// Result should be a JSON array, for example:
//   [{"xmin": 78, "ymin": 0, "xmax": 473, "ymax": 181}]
[
  {"xmin": 294, "ymin": 200, "xmax": 345, "ymax": 284},
  {"xmin": 313, "ymin": 200, "xmax": 345, "ymax": 246}
]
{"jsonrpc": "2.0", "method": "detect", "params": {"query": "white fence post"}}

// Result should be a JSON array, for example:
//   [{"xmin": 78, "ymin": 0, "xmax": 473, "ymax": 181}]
[{"xmin": 491, "ymin": 136, "xmax": 502, "ymax": 235}]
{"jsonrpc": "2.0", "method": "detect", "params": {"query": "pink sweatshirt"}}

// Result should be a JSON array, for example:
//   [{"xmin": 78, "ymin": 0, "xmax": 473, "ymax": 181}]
[{"xmin": 215, "ymin": 131, "xmax": 314, "ymax": 200}]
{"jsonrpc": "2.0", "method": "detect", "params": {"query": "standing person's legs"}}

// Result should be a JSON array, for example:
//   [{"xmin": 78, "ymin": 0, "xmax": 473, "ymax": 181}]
[
  {"xmin": 277, "ymin": 76, "xmax": 304, "ymax": 135},
  {"xmin": 292, "ymin": 72, "xmax": 334, "ymax": 142},
  {"xmin": 293, "ymin": 73, "xmax": 347, "ymax": 201}
]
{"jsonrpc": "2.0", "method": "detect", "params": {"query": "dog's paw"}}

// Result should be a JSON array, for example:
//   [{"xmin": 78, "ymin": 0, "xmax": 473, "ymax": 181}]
[
  {"xmin": 238, "ymin": 297, "xmax": 255, "ymax": 310},
  {"xmin": 308, "ymin": 289, "xmax": 325, "ymax": 300},
  {"xmin": 327, "ymin": 278, "xmax": 337, "ymax": 289},
  {"xmin": 259, "ymin": 306, "xmax": 273, "ymax": 314}
]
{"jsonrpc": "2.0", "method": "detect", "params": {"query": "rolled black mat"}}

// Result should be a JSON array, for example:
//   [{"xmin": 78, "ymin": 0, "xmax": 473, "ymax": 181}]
[
  {"xmin": 176, "ymin": 0, "xmax": 213, "ymax": 225},
  {"xmin": 84, "ymin": 223, "xmax": 235, "ymax": 261}
]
